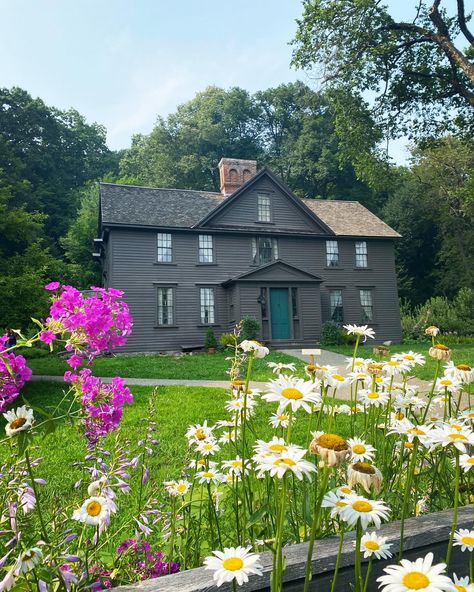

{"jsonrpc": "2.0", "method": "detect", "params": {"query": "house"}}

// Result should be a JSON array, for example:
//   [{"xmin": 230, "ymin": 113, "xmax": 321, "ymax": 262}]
[{"xmin": 95, "ymin": 158, "xmax": 402, "ymax": 351}]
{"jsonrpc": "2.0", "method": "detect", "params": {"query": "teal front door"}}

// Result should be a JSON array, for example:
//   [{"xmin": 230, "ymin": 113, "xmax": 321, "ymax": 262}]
[{"xmin": 270, "ymin": 288, "xmax": 290, "ymax": 340}]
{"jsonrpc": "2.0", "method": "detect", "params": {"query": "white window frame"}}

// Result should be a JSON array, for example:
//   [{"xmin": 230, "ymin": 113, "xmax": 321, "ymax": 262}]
[
  {"xmin": 355, "ymin": 241, "xmax": 368, "ymax": 268},
  {"xmin": 200, "ymin": 287, "xmax": 215, "ymax": 324},
  {"xmin": 198, "ymin": 235, "xmax": 214, "ymax": 263},
  {"xmin": 326, "ymin": 240, "xmax": 339, "ymax": 267},
  {"xmin": 252, "ymin": 237, "xmax": 278, "ymax": 265},
  {"xmin": 157, "ymin": 233, "xmax": 172, "ymax": 263},
  {"xmin": 257, "ymin": 194, "xmax": 271, "ymax": 222},
  {"xmin": 329, "ymin": 289, "xmax": 343, "ymax": 323},
  {"xmin": 157, "ymin": 287, "xmax": 174, "ymax": 325},
  {"xmin": 359, "ymin": 289, "xmax": 373, "ymax": 322}
]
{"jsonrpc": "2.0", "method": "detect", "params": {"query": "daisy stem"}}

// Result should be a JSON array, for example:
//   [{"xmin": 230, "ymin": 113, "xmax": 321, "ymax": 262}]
[
  {"xmin": 470, "ymin": 552, "xmax": 473, "ymax": 581},
  {"xmin": 25, "ymin": 448, "xmax": 49, "ymax": 543},
  {"xmin": 421, "ymin": 359, "xmax": 441, "ymax": 423},
  {"xmin": 362, "ymin": 556, "xmax": 373, "ymax": 592},
  {"xmin": 273, "ymin": 472, "xmax": 288, "ymax": 592},
  {"xmin": 445, "ymin": 450, "xmax": 460, "ymax": 567},
  {"xmin": 303, "ymin": 465, "xmax": 330, "ymax": 592},
  {"xmin": 354, "ymin": 520, "xmax": 363, "ymax": 592},
  {"xmin": 241, "ymin": 352, "xmax": 255, "ymax": 539},
  {"xmin": 232, "ymin": 580, "xmax": 238, "ymax": 592},
  {"xmin": 398, "ymin": 440, "xmax": 418, "ymax": 560},
  {"xmin": 351, "ymin": 336, "xmax": 361, "ymax": 371},
  {"xmin": 330, "ymin": 528, "xmax": 345, "ymax": 592},
  {"xmin": 169, "ymin": 496, "xmax": 176, "ymax": 572}
]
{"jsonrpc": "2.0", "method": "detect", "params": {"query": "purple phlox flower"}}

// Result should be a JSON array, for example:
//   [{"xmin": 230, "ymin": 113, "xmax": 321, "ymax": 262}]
[
  {"xmin": 66, "ymin": 355, "xmax": 84, "ymax": 370},
  {"xmin": 44, "ymin": 282, "xmax": 60, "ymax": 291},
  {"xmin": 39, "ymin": 331, "xmax": 56, "ymax": 345},
  {"xmin": 0, "ymin": 341, "xmax": 32, "ymax": 412}
]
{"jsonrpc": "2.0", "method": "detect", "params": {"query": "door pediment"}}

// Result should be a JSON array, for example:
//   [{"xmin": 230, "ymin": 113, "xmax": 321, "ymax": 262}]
[{"xmin": 222, "ymin": 260, "xmax": 323, "ymax": 286}]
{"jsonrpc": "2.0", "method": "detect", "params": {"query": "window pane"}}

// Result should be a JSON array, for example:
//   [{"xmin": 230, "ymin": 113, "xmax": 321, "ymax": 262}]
[
  {"xmin": 199, "ymin": 235, "xmax": 213, "ymax": 263},
  {"xmin": 158, "ymin": 287, "xmax": 173, "ymax": 325},
  {"xmin": 355, "ymin": 241, "xmax": 368, "ymax": 268},
  {"xmin": 259, "ymin": 287, "xmax": 268, "ymax": 319},
  {"xmin": 252, "ymin": 237, "xmax": 258, "ymax": 265},
  {"xmin": 330, "ymin": 289, "xmax": 343, "ymax": 323},
  {"xmin": 326, "ymin": 240, "xmax": 339, "ymax": 267},
  {"xmin": 157, "ymin": 233, "xmax": 172, "ymax": 263},
  {"xmin": 359, "ymin": 289, "xmax": 373, "ymax": 322},
  {"xmin": 260, "ymin": 237, "xmax": 272, "ymax": 264},
  {"xmin": 257, "ymin": 194, "xmax": 271, "ymax": 222},
  {"xmin": 252, "ymin": 237, "xmax": 277, "ymax": 265},
  {"xmin": 291, "ymin": 287, "xmax": 298, "ymax": 318},
  {"xmin": 273, "ymin": 238, "xmax": 278, "ymax": 260},
  {"xmin": 200, "ymin": 288, "xmax": 215, "ymax": 324}
]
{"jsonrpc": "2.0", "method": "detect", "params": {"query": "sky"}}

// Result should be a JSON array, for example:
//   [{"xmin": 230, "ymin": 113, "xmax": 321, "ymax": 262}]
[{"xmin": 1, "ymin": 0, "xmax": 418, "ymax": 163}]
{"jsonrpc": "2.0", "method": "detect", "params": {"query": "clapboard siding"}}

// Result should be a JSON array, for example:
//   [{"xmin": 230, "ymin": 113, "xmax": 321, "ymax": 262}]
[
  {"xmin": 106, "ymin": 227, "xmax": 401, "ymax": 351},
  {"xmin": 208, "ymin": 177, "xmax": 326, "ymax": 233}
]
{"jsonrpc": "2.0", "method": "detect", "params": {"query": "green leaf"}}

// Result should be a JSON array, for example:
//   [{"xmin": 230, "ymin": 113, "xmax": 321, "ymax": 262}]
[{"xmin": 246, "ymin": 504, "xmax": 270, "ymax": 528}]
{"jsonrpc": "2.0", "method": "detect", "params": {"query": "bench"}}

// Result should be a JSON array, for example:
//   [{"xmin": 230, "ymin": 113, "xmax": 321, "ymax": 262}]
[{"xmin": 180, "ymin": 344, "xmax": 204, "ymax": 353}]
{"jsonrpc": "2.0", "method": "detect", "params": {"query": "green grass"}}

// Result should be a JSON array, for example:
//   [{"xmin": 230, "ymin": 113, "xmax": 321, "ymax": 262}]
[
  {"xmin": 323, "ymin": 340, "xmax": 474, "ymax": 380},
  {"xmin": 25, "ymin": 350, "xmax": 307, "ymax": 381}
]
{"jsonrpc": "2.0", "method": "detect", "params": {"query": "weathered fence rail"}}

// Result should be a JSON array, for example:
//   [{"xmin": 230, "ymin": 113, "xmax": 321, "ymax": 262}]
[{"xmin": 113, "ymin": 505, "xmax": 473, "ymax": 592}]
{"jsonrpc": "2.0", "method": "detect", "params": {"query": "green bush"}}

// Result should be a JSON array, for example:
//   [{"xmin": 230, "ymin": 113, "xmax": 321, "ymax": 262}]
[
  {"xmin": 321, "ymin": 321, "xmax": 345, "ymax": 345},
  {"xmin": 219, "ymin": 332, "xmax": 237, "ymax": 349},
  {"xmin": 240, "ymin": 316, "xmax": 260, "ymax": 341},
  {"xmin": 204, "ymin": 326, "xmax": 217, "ymax": 350}
]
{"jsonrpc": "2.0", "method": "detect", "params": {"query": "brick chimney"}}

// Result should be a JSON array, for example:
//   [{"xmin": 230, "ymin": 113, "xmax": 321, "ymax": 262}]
[{"xmin": 218, "ymin": 158, "xmax": 257, "ymax": 196}]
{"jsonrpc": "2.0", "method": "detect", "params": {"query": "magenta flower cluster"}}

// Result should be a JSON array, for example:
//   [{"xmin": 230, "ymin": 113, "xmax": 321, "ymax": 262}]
[
  {"xmin": 45, "ymin": 284, "xmax": 133, "ymax": 368},
  {"xmin": 117, "ymin": 539, "xmax": 179, "ymax": 580},
  {"xmin": 0, "ymin": 335, "xmax": 32, "ymax": 412},
  {"xmin": 65, "ymin": 369, "xmax": 133, "ymax": 444}
]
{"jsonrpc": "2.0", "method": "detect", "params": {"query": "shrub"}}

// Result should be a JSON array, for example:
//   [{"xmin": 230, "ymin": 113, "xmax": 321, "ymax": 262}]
[
  {"xmin": 219, "ymin": 332, "xmax": 237, "ymax": 349},
  {"xmin": 240, "ymin": 315, "xmax": 260, "ymax": 341},
  {"xmin": 204, "ymin": 326, "xmax": 217, "ymax": 350},
  {"xmin": 321, "ymin": 320, "xmax": 344, "ymax": 345}
]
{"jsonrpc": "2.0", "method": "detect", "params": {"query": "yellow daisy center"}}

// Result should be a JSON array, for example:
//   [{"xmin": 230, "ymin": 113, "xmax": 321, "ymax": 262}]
[
  {"xmin": 367, "ymin": 392, "xmax": 379, "ymax": 399},
  {"xmin": 364, "ymin": 541, "xmax": 380, "ymax": 551},
  {"xmin": 9, "ymin": 417, "xmax": 27, "ymax": 430},
  {"xmin": 404, "ymin": 442, "xmax": 414, "ymax": 449},
  {"xmin": 467, "ymin": 458, "xmax": 474, "ymax": 464},
  {"xmin": 278, "ymin": 415, "xmax": 288, "ymax": 421},
  {"xmin": 223, "ymin": 557, "xmax": 244, "ymax": 571},
  {"xmin": 434, "ymin": 344, "xmax": 449, "ymax": 351},
  {"xmin": 340, "ymin": 486, "xmax": 352, "ymax": 494},
  {"xmin": 282, "ymin": 388, "xmax": 303, "ymax": 400},
  {"xmin": 352, "ymin": 462, "xmax": 375, "ymax": 474},
  {"xmin": 457, "ymin": 364, "xmax": 471, "ymax": 371},
  {"xmin": 461, "ymin": 536, "xmax": 474, "ymax": 545},
  {"xmin": 335, "ymin": 500, "xmax": 347, "ymax": 507},
  {"xmin": 270, "ymin": 443, "xmax": 287, "ymax": 452},
  {"xmin": 387, "ymin": 360, "xmax": 400, "ymax": 366},
  {"xmin": 440, "ymin": 379, "xmax": 452, "ymax": 385},
  {"xmin": 176, "ymin": 483, "xmax": 187, "ymax": 493},
  {"xmin": 197, "ymin": 459, "xmax": 206, "ymax": 466},
  {"xmin": 275, "ymin": 458, "xmax": 296, "ymax": 466},
  {"xmin": 408, "ymin": 428, "xmax": 425, "ymax": 435},
  {"xmin": 395, "ymin": 412, "xmax": 405, "ymax": 420},
  {"xmin": 195, "ymin": 428, "xmax": 206, "ymax": 440},
  {"xmin": 86, "ymin": 501, "xmax": 102, "ymax": 517},
  {"xmin": 317, "ymin": 433, "xmax": 348, "ymax": 451},
  {"xmin": 352, "ymin": 500, "xmax": 373, "ymax": 513},
  {"xmin": 451, "ymin": 424, "xmax": 463, "ymax": 431},
  {"xmin": 404, "ymin": 355, "xmax": 415, "ymax": 361},
  {"xmin": 332, "ymin": 374, "xmax": 345, "ymax": 381},
  {"xmin": 202, "ymin": 471, "xmax": 214, "ymax": 478},
  {"xmin": 231, "ymin": 460, "xmax": 242, "ymax": 468},
  {"xmin": 449, "ymin": 433, "xmax": 467, "ymax": 440},
  {"xmin": 352, "ymin": 444, "xmax": 366, "ymax": 454},
  {"xmin": 402, "ymin": 572, "xmax": 430, "ymax": 590},
  {"xmin": 203, "ymin": 443, "xmax": 214, "ymax": 450},
  {"xmin": 455, "ymin": 585, "xmax": 467, "ymax": 592}
]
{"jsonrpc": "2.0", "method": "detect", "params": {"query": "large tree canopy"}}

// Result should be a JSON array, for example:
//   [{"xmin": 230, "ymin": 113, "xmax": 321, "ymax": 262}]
[{"xmin": 292, "ymin": 0, "xmax": 474, "ymax": 139}]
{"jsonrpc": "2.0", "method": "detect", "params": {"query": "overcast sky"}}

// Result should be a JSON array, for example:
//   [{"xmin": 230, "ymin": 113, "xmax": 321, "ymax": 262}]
[{"xmin": 1, "ymin": 0, "xmax": 416, "ymax": 163}]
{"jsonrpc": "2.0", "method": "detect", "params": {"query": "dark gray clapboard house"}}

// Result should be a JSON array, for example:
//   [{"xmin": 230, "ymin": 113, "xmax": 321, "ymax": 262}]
[{"xmin": 95, "ymin": 158, "xmax": 402, "ymax": 351}]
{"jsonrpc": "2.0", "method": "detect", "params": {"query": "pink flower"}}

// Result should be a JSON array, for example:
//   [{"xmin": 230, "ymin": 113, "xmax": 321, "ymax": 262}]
[
  {"xmin": 39, "ymin": 331, "xmax": 56, "ymax": 345},
  {"xmin": 0, "ymin": 335, "xmax": 32, "ymax": 412},
  {"xmin": 45, "ymin": 281, "xmax": 60, "ymax": 291},
  {"xmin": 66, "ymin": 355, "xmax": 84, "ymax": 369}
]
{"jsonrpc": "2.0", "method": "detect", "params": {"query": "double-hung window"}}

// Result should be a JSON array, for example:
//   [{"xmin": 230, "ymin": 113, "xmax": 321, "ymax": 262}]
[
  {"xmin": 157, "ymin": 233, "xmax": 172, "ymax": 263},
  {"xmin": 360, "ymin": 289, "xmax": 373, "ymax": 322},
  {"xmin": 252, "ymin": 237, "xmax": 278, "ymax": 265},
  {"xmin": 326, "ymin": 240, "xmax": 339, "ymax": 267},
  {"xmin": 329, "ymin": 289, "xmax": 343, "ymax": 323},
  {"xmin": 198, "ymin": 235, "xmax": 214, "ymax": 263},
  {"xmin": 355, "ymin": 241, "xmax": 368, "ymax": 268},
  {"xmin": 257, "ymin": 194, "xmax": 271, "ymax": 222},
  {"xmin": 157, "ymin": 287, "xmax": 174, "ymax": 325},
  {"xmin": 200, "ymin": 288, "xmax": 215, "ymax": 324}
]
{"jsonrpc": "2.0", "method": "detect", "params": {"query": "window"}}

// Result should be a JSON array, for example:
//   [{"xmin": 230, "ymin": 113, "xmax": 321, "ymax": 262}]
[
  {"xmin": 257, "ymin": 194, "xmax": 271, "ymax": 222},
  {"xmin": 355, "ymin": 241, "xmax": 368, "ymax": 268},
  {"xmin": 291, "ymin": 288, "xmax": 299, "ymax": 318},
  {"xmin": 360, "ymin": 289, "xmax": 373, "ymax": 322},
  {"xmin": 198, "ymin": 235, "xmax": 214, "ymax": 263},
  {"xmin": 157, "ymin": 287, "xmax": 174, "ymax": 325},
  {"xmin": 200, "ymin": 288, "xmax": 215, "ymax": 324},
  {"xmin": 259, "ymin": 287, "xmax": 268, "ymax": 319},
  {"xmin": 329, "ymin": 290, "xmax": 343, "ymax": 323},
  {"xmin": 252, "ymin": 237, "xmax": 278, "ymax": 265},
  {"xmin": 157, "ymin": 233, "xmax": 172, "ymax": 263},
  {"xmin": 326, "ymin": 240, "xmax": 339, "ymax": 267}
]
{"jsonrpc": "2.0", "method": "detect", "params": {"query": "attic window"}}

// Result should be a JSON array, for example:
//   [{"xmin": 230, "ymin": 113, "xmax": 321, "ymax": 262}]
[{"xmin": 257, "ymin": 194, "xmax": 271, "ymax": 222}]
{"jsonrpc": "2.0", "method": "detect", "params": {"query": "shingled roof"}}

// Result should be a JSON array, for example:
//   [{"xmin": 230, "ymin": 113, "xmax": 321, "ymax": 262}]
[{"xmin": 100, "ymin": 182, "xmax": 400, "ymax": 238}]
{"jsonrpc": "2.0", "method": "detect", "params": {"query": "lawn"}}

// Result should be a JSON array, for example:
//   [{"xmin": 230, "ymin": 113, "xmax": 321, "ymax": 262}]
[
  {"xmin": 324, "ymin": 340, "xmax": 474, "ymax": 381},
  {"xmin": 24, "ymin": 350, "xmax": 307, "ymax": 381}
]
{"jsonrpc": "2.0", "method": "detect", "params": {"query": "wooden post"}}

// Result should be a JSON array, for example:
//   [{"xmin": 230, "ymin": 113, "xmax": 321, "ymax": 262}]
[{"xmin": 301, "ymin": 348, "xmax": 321, "ymax": 366}]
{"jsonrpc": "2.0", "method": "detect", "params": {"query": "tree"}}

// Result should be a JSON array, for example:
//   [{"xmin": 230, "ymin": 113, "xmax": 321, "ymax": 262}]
[{"xmin": 291, "ymin": 0, "xmax": 474, "ymax": 140}]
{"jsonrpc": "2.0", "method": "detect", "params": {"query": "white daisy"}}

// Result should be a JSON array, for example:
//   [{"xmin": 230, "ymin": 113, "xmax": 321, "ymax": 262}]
[
  {"xmin": 72, "ymin": 496, "xmax": 112, "ymax": 526},
  {"xmin": 434, "ymin": 376, "xmax": 461, "ymax": 394},
  {"xmin": 347, "ymin": 462, "xmax": 383, "ymax": 494},
  {"xmin": 219, "ymin": 430, "xmax": 238, "ymax": 444},
  {"xmin": 377, "ymin": 552, "xmax": 455, "ymax": 592},
  {"xmin": 196, "ymin": 469, "xmax": 223, "ymax": 485},
  {"xmin": 204, "ymin": 546, "xmax": 263, "ymax": 587},
  {"xmin": 17, "ymin": 547, "xmax": 43, "ymax": 573},
  {"xmin": 164, "ymin": 479, "xmax": 191, "ymax": 496},
  {"xmin": 383, "ymin": 359, "xmax": 412, "ymax": 376},
  {"xmin": 454, "ymin": 529, "xmax": 474, "ymax": 552},
  {"xmin": 267, "ymin": 362, "xmax": 296, "ymax": 375},
  {"xmin": 262, "ymin": 375, "xmax": 321, "ymax": 413},
  {"xmin": 254, "ymin": 436, "xmax": 289, "ymax": 457},
  {"xmin": 321, "ymin": 490, "xmax": 349, "ymax": 518},
  {"xmin": 452, "ymin": 574, "xmax": 474, "ymax": 592},
  {"xmin": 327, "ymin": 372, "xmax": 349, "ymax": 389},
  {"xmin": 196, "ymin": 439, "xmax": 220, "ymax": 456},
  {"xmin": 343, "ymin": 324, "xmax": 375, "ymax": 340},
  {"xmin": 347, "ymin": 437, "xmax": 376, "ymax": 462},
  {"xmin": 239, "ymin": 340, "xmax": 269, "ymax": 359},
  {"xmin": 186, "ymin": 421, "xmax": 215, "ymax": 444},
  {"xmin": 346, "ymin": 357, "xmax": 370, "ymax": 371},
  {"xmin": 309, "ymin": 432, "xmax": 350, "ymax": 467},
  {"xmin": 339, "ymin": 494, "xmax": 390, "ymax": 529},
  {"xmin": 393, "ymin": 351, "xmax": 426, "ymax": 367},
  {"xmin": 428, "ymin": 424, "xmax": 474, "ymax": 453},
  {"xmin": 269, "ymin": 411, "xmax": 293, "ymax": 428},
  {"xmin": 358, "ymin": 389, "xmax": 389, "ymax": 407},
  {"xmin": 459, "ymin": 454, "xmax": 474, "ymax": 473},
  {"xmin": 347, "ymin": 371, "xmax": 370, "ymax": 386},
  {"xmin": 221, "ymin": 456, "xmax": 245, "ymax": 475},
  {"xmin": 335, "ymin": 404, "xmax": 352, "ymax": 415},
  {"xmin": 444, "ymin": 362, "xmax": 474, "ymax": 384},
  {"xmin": 359, "ymin": 532, "xmax": 392, "ymax": 560},
  {"xmin": 255, "ymin": 445, "xmax": 316, "ymax": 481},
  {"xmin": 4, "ymin": 406, "xmax": 34, "ymax": 437}
]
